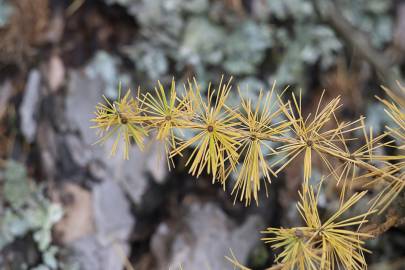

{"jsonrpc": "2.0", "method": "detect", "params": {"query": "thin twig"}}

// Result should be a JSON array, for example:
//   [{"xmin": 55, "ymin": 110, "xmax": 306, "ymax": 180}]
[
  {"xmin": 361, "ymin": 210, "xmax": 405, "ymax": 237},
  {"xmin": 311, "ymin": 0, "xmax": 404, "ymax": 97}
]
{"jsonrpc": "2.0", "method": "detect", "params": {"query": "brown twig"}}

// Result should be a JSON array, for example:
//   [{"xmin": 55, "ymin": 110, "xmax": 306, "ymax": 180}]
[
  {"xmin": 310, "ymin": 0, "xmax": 404, "ymax": 98},
  {"xmin": 361, "ymin": 209, "xmax": 405, "ymax": 237}
]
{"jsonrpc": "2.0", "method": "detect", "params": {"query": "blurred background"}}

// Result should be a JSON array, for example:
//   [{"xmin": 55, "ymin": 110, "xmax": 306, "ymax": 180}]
[{"xmin": 0, "ymin": 0, "xmax": 404, "ymax": 269}]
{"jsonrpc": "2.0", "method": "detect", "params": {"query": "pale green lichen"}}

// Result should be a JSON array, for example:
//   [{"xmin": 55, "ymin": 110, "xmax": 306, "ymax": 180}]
[{"xmin": 0, "ymin": 161, "xmax": 63, "ymax": 270}]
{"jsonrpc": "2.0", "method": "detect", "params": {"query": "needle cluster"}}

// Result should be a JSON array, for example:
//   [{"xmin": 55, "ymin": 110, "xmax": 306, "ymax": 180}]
[{"xmin": 92, "ymin": 78, "xmax": 405, "ymax": 269}]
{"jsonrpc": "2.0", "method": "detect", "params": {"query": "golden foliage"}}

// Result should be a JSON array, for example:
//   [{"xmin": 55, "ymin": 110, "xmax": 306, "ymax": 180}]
[
  {"xmin": 261, "ymin": 184, "xmax": 374, "ymax": 270},
  {"xmin": 92, "ymin": 78, "xmax": 404, "ymax": 210},
  {"xmin": 91, "ymin": 77, "xmax": 405, "ymax": 269},
  {"xmin": 169, "ymin": 77, "xmax": 241, "ymax": 184},
  {"xmin": 92, "ymin": 87, "xmax": 147, "ymax": 159},
  {"xmin": 141, "ymin": 79, "xmax": 192, "ymax": 168},
  {"xmin": 377, "ymin": 83, "xmax": 405, "ymax": 144},
  {"xmin": 231, "ymin": 84, "xmax": 290, "ymax": 205},
  {"xmin": 366, "ymin": 82, "xmax": 405, "ymax": 212}
]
